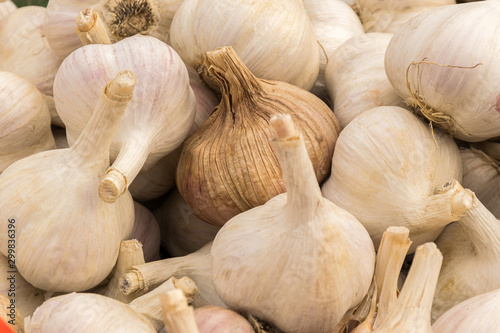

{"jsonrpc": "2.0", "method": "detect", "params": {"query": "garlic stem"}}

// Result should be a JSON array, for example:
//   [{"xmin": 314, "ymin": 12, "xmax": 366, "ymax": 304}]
[
  {"xmin": 68, "ymin": 70, "xmax": 136, "ymax": 165},
  {"xmin": 128, "ymin": 276, "xmax": 198, "ymax": 331},
  {"xmin": 75, "ymin": 8, "xmax": 112, "ymax": 45},
  {"xmin": 161, "ymin": 289, "xmax": 200, "ymax": 333},
  {"xmin": 99, "ymin": 142, "xmax": 151, "ymax": 203},
  {"xmin": 269, "ymin": 114, "xmax": 323, "ymax": 214}
]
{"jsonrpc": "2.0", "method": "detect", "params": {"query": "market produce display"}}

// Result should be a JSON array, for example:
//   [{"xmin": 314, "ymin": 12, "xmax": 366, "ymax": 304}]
[{"xmin": 1, "ymin": 0, "xmax": 499, "ymax": 332}]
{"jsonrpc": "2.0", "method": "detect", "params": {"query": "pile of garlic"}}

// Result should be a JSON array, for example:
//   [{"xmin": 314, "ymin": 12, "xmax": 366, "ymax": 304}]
[{"xmin": 1, "ymin": 0, "xmax": 499, "ymax": 332}]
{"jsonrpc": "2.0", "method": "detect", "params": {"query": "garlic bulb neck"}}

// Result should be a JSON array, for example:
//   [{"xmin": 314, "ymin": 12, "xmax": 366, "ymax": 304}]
[
  {"xmin": 69, "ymin": 71, "xmax": 136, "ymax": 165},
  {"xmin": 76, "ymin": 8, "xmax": 112, "ymax": 45},
  {"xmin": 161, "ymin": 289, "xmax": 200, "ymax": 333}
]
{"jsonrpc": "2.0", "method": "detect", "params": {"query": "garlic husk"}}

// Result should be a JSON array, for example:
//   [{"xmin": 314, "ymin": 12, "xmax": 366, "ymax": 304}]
[
  {"xmin": 325, "ymin": 33, "xmax": 408, "ymax": 128},
  {"xmin": 0, "ymin": 0, "xmax": 15, "ymax": 20},
  {"xmin": 432, "ymin": 192, "xmax": 500, "ymax": 320},
  {"xmin": 0, "ymin": 254, "xmax": 44, "ymax": 318},
  {"xmin": 354, "ymin": 0, "xmax": 455, "ymax": 33},
  {"xmin": 0, "ymin": 6, "xmax": 61, "ymax": 96},
  {"xmin": 461, "ymin": 148, "xmax": 500, "ymax": 218},
  {"xmin": 211, "ymin": 114, "xmax": 375, "ymax": 333},
  {"xmin": 193, "ymin": 306, "xmax": 254, "ymax": 333},
  {"xmin": 155, "ymin": 189, "xmax": 221, "ymax": 257},
  {"xmin": 130, "ymin": 202, "xmax": 161, "ymax": 262},
  {"xmin": 303, "ymin": 0, "xmax": 364, "ymax": 101},
  {"xmin": 371, "ymin": 243, "xmax": 443, "ymax": 333},
  {"xmin": 42, "ymin": 95, "xmax": 64, "ymax": 128},
  {"xmin": 0, "ymin": 71, "xmax": 136, "ymax": 292},
  {"xmin": 170, "ymin": 0, "xmax": 320, "ymax": 91},
  {"xmin": 161, "ymin": 289, "xmax": 200, "ymax": 333},
  {"xmin": 384, "ymin": 1, "xmax": 500, "ymax": 141},
  {"xmin": 0, "ymin": 295, "xmax": 23, "ymax": 333},
  {"xmin": 176, "ymin": 46, "xmax": 340, "ymax": 226},
  {"xmin": 120, "ymin": 242, "xmax": 226, "ymax": 308},
  {"xmin": 432, "ymin": 288, "xmax": 500, "ymax": 332},
  {"xmin": 322, "ymin": 106, "xmax": 465, "ymax": 250},
  {"xmin": 53, "ymin": 35, "xmax": 196, "ymax": 203},
  {"xmin": 0, "ymin": 71, "xmax": 55, "ymax": 174}
]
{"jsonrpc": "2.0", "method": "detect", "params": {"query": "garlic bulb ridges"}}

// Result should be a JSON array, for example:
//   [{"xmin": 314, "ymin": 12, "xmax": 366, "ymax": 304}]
[{"xmin": 161, "ymin": 289, "xmax": 200, "ymax": 333}]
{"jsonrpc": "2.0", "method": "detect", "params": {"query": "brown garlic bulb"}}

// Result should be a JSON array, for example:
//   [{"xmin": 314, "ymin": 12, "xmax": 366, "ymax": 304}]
[{"xmin": 176, "ymin": 46, "xmax": 340, "ymax": 226}]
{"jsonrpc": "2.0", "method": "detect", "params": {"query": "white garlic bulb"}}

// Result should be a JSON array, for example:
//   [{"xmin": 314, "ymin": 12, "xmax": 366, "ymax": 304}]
[
  {"xmin": 0, "ymin": 0, "xmax": 15, "ymax": 20},
  {"xmin": 325, "ymin": 33, "xmax": 407, "ymax": 128},
  {"xmin": 53, "ymin": 35, "xmax": 196, "ymax": 203},
  {"xmin": 170, "ymin": 0, "xmax": 320, "ymax": 90},
  {"xmin": 385, "ymin": 1, "xmax": 500, "ymax": 141},
  {"xmin": 193, "ymin": 306, "xmax": 254, "ymax": 333},
  {"xmin": 130, "ymin": 202, "xmax": 161, "ymax": 262},
  {"xmin": 322, "ymin": 106, "xmax": 467, "ymax": 250},
  {"xmin": 211, "ymin": 115, "xmax": 375, "ymax": 333},
  {"xmin": 0, "ymin": 6, "xmax": 61, "ymax": 96},
  {"xmin": 0, "ymin": 71, "xmax": 136, "ymax": 292},
  {"xmin": 0, "ymin": 71, "xmax": 55, "ymax": 174}
]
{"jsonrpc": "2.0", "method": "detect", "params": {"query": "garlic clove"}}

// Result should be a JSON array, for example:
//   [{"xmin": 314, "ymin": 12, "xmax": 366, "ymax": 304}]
[
  {"xmin": 161, "ymin": 289, "xmax": 200, "ymax": 333},
  {"xmin": 176, "ymin": 46, "xmax": 340, "ymax": 226}
]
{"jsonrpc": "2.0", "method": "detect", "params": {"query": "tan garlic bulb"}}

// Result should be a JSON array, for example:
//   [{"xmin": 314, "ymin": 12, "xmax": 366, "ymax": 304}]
[
  {"xmin": 432, "ymin": 193, "xmax": 500, "ymax": 320},
  {"xmin": 0, "ymin": 295, "xmax": 23, "ymax": 333},
  {"xmin": 385, "ymin": 1, "xmax": 500, "ymax": 142},
  {"xmin": 0, "ymin": 6, "xmax": 61, "ymax": 96},
  {"xmin": 322, "ymin": 106, "xmax": 467, "ymax": 250},
  {"xmin": 303, "ymin": 0, "xmax": 364, "ymax": 100},
  {"xmin": 354, "ymin": 0, "xmax": 455, "ymax": 33},
  {"xmin": 0, "ymin": 71, "xmax": 55, "ymax": 174},
  {"xmin": 211, "ymin": 115, "xmax": 375, "ymax": 333},
  {"xmin": 170, "ymin": 0, "xmax": 320, "ymax": 90},
  {"xmin": 432, "ymin": 288, "xmax": 500, "ymax": 332},
  {"xmin": 461, "ymin": 148, "xmax": 500, "ymax": 218},
  {"xmin": 0, "ymin": 71, "xmax": 136, "ymax": 292},
  {"xmin": 54, "ymin": 35, "xmax": 196, "ymax": 204},
  {"xmin": 325, "ymin": 33, "xmax": 407, "ymax": 128},
  {"xmin": 176, "ymin": 46, "xmax": 340, "ymax": 226},
  {"xmin": 130, "ymin": 202, "xmax": 161, "ymax": 262},
  {"xmin": 120, "ymin": 242, "xmax": 226, "ymax": 308},
  {"xmin": 0, "ymin": 0, "xmax": 15, "ymax": 20}
]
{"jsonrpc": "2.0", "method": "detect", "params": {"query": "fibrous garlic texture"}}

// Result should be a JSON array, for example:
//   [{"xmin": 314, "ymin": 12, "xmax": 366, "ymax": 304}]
[
  {"xmin": 120, "ymin": 242, "xmax": 225, "ymax": 308},
  {"xmin": 0, "ymin": 0, "xmax": 15, "ymax": 20},
  {"xmin": 130, "ymin": 202, "xmax": 161, "ymax": 262},
  {"xmin": 432, "ymin": 192, "xmax": 500, "ymax": 320},
  {"xmin": 155, "ymin": 189, "xmax": 220, "ymax": 257},
  {"xmin": 211, "ymin": 115, "xmax": 375, "ymax": 333},
  {"xmin": 0, "ymin": 6, "xmax": 61, "ymax": 96},
  {"xmin": 0, "ymin": 71, "xmax": 55, "ymax": 174},
  {"xmin": 176, "ymin": 46, "xmax": 340, "ymax": 226},
  {"xmin": 461, "ymin": 148, "xmax": 500, "ymax": 218},
  {"xmin": 354, "ymin": 0, "xmax": 454, "ymax": 33},
  {"xmin": 161, "ymin": 289, "xmax": 200, "ymax": 333},
  {"xmin": 432, "ymin": 288, "xmax": 500, "ymax": 332},
  {"xmin": 385, "ymin": 1, "xmax": 500, "ymax": 141},
  {"xmin": 170, "ymin": 0, "xmax": 320, "ymax": 90},
  {"xmin": 54, "ymin": 35, "xmax": 196, "ymax": 203},
  {"xmin": 325, "ymin": 33, "xmax": 407, "ymax": 128},
  {"xmin": 322, "ymin": 106, "xmax": 467, "ymax": 250},
  {"xmin": 0, "ymin": 71, "xmax": 136, "ymax": 292}
]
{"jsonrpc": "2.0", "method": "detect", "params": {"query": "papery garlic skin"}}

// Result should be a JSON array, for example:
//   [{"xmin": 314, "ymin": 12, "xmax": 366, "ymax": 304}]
[
  {"xmin": 322, "ymin": 106, "xmax": 463, "ymax": 250},
  {"xmin": 130, "ymin": 202, "xmax": 161, "ymax": 262},
  {"xmin": 0, "ymin": 71, "xmax": 55, "ymax": 174},
  {"xmin": 170, "ymin": 0, "xmax": 320, "ymax": 90},
  {"xmin": 325, "ymin": 33, "xmax": 407, "ymax": 128},
  {"xmin": 194, "ymin": 306, "xmax": 254, "ymax": 333},
  {"xmin": 0, "ymin": 0, "xmax": 15, "ymax": 20},
  {"xmin": 0, "ymin": 6, "xmax": 61, "ymax": 96},
  {"xmin": 461, "ymin": 148, "xmax": 500, "ymax": 218},
  {"xmin": 385, "ymin": 1, "xmax": 500, "ymax": 141}
]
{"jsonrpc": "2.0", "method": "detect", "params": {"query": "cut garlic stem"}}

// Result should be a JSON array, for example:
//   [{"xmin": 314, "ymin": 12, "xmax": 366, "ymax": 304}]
[
  {"xmin": 75, "ymin": 8, "xmax": 112, "ymax": 45},
  {"xmin": 161, "ymin": 289, "xmax": 200, "ymax": 333}
]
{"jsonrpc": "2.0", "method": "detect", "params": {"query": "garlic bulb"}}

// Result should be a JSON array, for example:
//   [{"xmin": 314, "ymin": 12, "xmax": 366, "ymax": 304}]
[
  {"xmin": 193, "ymin": 306, "xmax": 254, "ymax": 333},
  {"xmin": 322, "ymin": 106, "xmax": 467, "ymax": 250},
  {"xmin": 432, "ymin": 288, "xmax": 500, "ymax": 332},
  {"xmin": 53, "ymin": 35, "xmax": 196, "ymax": 203},
  {"xmin": 161, "ymin": 289, "xmax": 200, "ymax": 333},
  {"xmin": 120, "ymin": 242, "xmax": 226, "ymax": 308},
  {"xmin": 0, "ymin": 71, "xmax": 136, "ymax": 292},
  {"xmin": 0, "ymin": 6, "xmax": 61, "ymax": 96},
  {"xmin": 155, "ymin": 189, "xmax": 220, "ymax": 257},
  {"xmin": 176, "ymin": 46, "xmax": 340, "ymax": 226},
  {"xmin": 325, "ymin": 33, "xmax": 407, "ymax": 128},
  {"xmin": 211, "ymin": 114, "xmax": 375, "ymax": 333},
  {"xmin": 0, "ymin": 295, "xmax": 23, "ymax": 333},
  {"xmin": 0, "ymin": 71, "xmax": 55, "ymax": 174},
  {"xmin": 354, "ymin": 0, "xmax": 455, "ymax": 33},
  {"xmin": 461, "ymin": 148, "xmax": 500, "ymax": 218},
  {"xmin": 0, "ymin": 0, "xmax": 15, "ymax": 20},
  {"xmin": 471, "ymin": 141, "xmax": 500, "ymax": 161},
  {"xmin": 170, "ymin": 0, "xmax": 320, "ymax": 90},
  {"xmin": 0, "ymin": 254, "xmax": 44, "ymax": 318},
  {"xmin": 385, "ymin": 1, "xmax": 500, "ymax": 141},
  {"xmin": 432, "ymin": 192, "xmax": 500, "ymax": 320},
  {"xmin": 303, "ymin": 0, "xmax": 364, "ymax": 101},
  {"xmin": 130, "ymin": 202, "xmax": 161, "ymax": 262}
]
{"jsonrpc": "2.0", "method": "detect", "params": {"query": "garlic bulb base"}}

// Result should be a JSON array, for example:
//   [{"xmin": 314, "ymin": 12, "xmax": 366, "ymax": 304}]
[
  {"xmin": 161, "ymin": 289, "xmax": 200, "ymax": 333},
  {"xmin": 99, "ymin": 168, "xmax": 127, "ymax": 203},
  {"xmin": 76, "ymin": 8, "xmax": 112, "ymax": 45}
]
